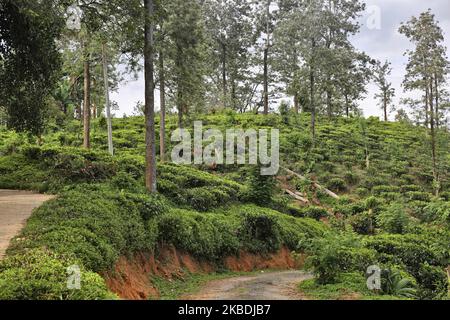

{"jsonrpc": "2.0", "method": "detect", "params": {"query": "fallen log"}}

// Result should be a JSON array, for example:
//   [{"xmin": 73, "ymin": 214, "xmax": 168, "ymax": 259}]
[
  {"xmin": 281, "ymin": 166, "xmax": 340, "ymax": 200},
  {"xmin": 284, "ymin": 189, "xmax": 309, "ymax": 204}
]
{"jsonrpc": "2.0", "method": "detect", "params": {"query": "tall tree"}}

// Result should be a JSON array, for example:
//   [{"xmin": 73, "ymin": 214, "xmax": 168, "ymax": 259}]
[
  {"xmin": 0, "ymin": 0, "xmax": 64, "ymax": 136},
  {"xmin": 203, "ymin": 0, "xmax": 256, "ymax": 111},
  {"xmin": 144, "ymin": 0, "xmax": 157, "ymax": 192},
  {"xmin": 165, "ymin": 0, "xmax": 206, "ymax": 128},
  {"xmin": 400, "ymin": 10, "xmax": 449, "ymax": 195},
  {"xmin": 373, "ymin": 60, "xmax": 395, "ymax": 121}
]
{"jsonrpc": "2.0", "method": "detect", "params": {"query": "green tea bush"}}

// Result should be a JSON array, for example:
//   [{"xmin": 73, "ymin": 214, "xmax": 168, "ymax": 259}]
[
  {"xmin": 301, "ymin": 206, "xmax": 330, "ymax": 220},
  {"xmin": 306, "ymin": 233, "xmax": 377, "ymax": 284},
  {"xmin": 376, "ymin": 203, "xmax": 411, "ymax": 234},
  {"xmin": 8, "ymin": 188, "xmax": 150, "ymax": 271},
  {"xmin": 372, "ymin": 185, "xmax": 401, "ymax": 195},
  {"xmin": 0, "ymin": 249, "xmax": 115, "ymax": 300},
  {"xmin": 349, "ymin": 211, "xmax": 375, "ymax": 235},
  {"xmin": 363, "ymin": 234, "xmax": 445, "ymax": 276},
  {"xmin": 415, "ymin": 263, "xmax": 448, "ymax": 300},
  {"xmin": 406, "ymin": 192, "xmax": 432, "ymax": 202},
  {"xmin": 157, "ymin": 209, "xmax": 240, "ymax": 258},
  {"xmin": 327, "ymin": 178, "xmax": 347, "ymax": 192},
  {"xmin": 239, "ymin": 211, "xmax": 282, "ymax": 253}
]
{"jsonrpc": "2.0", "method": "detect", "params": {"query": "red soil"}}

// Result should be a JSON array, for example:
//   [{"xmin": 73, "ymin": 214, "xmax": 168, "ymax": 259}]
[{"xmin": 103, "ymin": 245, "xmax": 304, "ymax": 300}]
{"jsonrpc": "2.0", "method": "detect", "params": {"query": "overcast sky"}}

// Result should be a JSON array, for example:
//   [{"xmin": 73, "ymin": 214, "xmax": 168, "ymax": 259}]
[{"xmin": 111, "ymin": 0, "xmax": 450, "ymax": 119}]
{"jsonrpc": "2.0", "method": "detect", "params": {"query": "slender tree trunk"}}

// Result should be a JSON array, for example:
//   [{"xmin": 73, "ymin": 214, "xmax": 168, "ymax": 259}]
[
  {"xmin": 425, "ymin": 78, "xmax": 429, "ymax": 128},
  {"xmin": 434, "ymin": 74, "xmax": 440, "ymax": 129},
  {"xmin": 294, "ymin": 93, "xmax": 299, "ymax": 114},
  {"xmin": 383, "ymin": 90, "xmax": 388, "ymax": 122},
  {"xmin": 159, "ymin": 50, "xmax": 166, "ymax": 162},
  {"xmin": 263, "ymin": 47, "xmax": 269, "ymax": 115},
  {"xmin": 102, "ymin": 43, "xmax": 114, "ymax": 156},
  {"xmin": 83, "ymin": 50, "xmax": 91, "ymax": 149},
  {"xmin": 345, "ymin": 94, "xmax": 349, "ymax": 118},
  {"xmin": 263, "ymin": 0, "xmax": 270, "ymax": 115},
  {"xmin": 310, "ymin": 39, "xmax": 316, "ymax": 143},
  {"xmin": 222, "ymin": 43, "xmax": 227, "ymax": 108},
  {"xmin": 231, "ymin": 77, "xmax": 237, "ymax": 111},
  {"xmin": 177, "ymin": 89, "xmax": 183, "ymax": 129},
  {"xmin": 326, "ymin": 87, "xmax": 332, "ymax": 118},
  {"xmin": 310, "ymin": 67, "xmax": 316, "ymax": 142},
  {"xmin": 144, "ymin": 0, "xmax": 157, "ymax": 193},
  {"xmin": 429, "ymin": 76, "xmax": 439, "ymax": 196}
]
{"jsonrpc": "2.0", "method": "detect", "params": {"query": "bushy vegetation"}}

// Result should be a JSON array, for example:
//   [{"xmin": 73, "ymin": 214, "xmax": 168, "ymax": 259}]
[{"xmin": 0, "ymin": 112, "xmax": 448, "ymax": 300}]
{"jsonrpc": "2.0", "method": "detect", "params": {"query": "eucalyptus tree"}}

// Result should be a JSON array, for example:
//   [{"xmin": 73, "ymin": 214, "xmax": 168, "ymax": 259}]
[
  {"xmin": 164, "ymin": 0, "xmax": 207, "ymax": 128},
  {"xmin": 373, "ymin": 60, "xmax": 395, "ymax": 122},
  {"xmin": 203, "ymin": 0, "xmax": 256, "ymax": 111},
  {"xmin": 400, "ymin": 10, "xmax": 449, "ymax": 195},
  {"xmin": 335, "ymin": 50, "xmax": 371, "ymax": 118}
]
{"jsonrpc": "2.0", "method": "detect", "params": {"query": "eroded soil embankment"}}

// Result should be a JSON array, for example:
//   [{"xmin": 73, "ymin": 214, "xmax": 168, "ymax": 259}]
[{"xmin": 103, "ymin": 245, "xmax": 305, "ymax": 300}]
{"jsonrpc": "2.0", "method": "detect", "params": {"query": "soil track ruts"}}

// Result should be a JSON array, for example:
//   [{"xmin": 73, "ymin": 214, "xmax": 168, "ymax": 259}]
[
  {"xmin": 0, "ymin": 190, "xmax": 54, "ymax": 259},
  {"xmin": 182, "ymin": 270, "xmax": 313, "ymax": 300}
]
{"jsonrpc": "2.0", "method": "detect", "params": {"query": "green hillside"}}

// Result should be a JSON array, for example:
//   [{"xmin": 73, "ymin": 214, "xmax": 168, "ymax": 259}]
[{"xmin": 0, "ymin": 112, "xmax": 448, "ymax": 300}]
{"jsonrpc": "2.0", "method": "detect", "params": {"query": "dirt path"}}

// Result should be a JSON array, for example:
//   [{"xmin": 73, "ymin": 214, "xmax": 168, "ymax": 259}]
[
  {"xmin": 183, "ymin": 271, "xmax": 313, "ymax": 300},
  {"xmin": 0, "ymin": 190, "xmax": 54, "ymax": 260}
]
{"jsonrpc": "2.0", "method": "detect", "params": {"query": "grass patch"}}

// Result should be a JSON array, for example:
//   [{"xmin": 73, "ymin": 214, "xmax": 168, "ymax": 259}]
[{"xmin": 298, "ymin": 272, "xmax": 404, "ymax": 300}]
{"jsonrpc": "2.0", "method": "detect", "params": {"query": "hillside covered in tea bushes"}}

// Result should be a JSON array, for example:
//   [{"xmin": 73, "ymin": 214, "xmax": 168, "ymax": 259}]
[{"xmin": 0, "ymin": 112, "xmax": 448, "ymax": 300}]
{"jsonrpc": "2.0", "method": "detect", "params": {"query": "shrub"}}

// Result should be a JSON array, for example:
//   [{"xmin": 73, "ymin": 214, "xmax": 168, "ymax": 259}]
[
  {"xmin": 372, "ymin": 185, "xmax": 401, "ymax": 195},
  {"xmin": 240, "ymin": 211, "xmax": 282, "ymax": 253},
  {"xmin": 406, "ymin": 192, "xmax": 431, "ymax": 202},
  {"xmin": 247, "ymin": 166, "xmax": 277, "ymax": 206},
  {"xmin": 8, "ymin": 189, "xmax": 150, "ymax": 272},
  {"xmin": 0, "ymin": 249, "xmax": 115, "ymax": 300},
  {"xmin": 415, "ymin": 264, "xmax": 448, "ymax": 300},
  {"xmin": 419, "ymin": 201, "xmax": 450, "ymax": 224},
  {"xmin": 306, "ymin": 233, "xmax": 377, "ymax": 284},
  {"xmin": 110, "ymin": 172, "xmax": 143, "ymax": 192},
  {"xmin": 185, "ymin": 187, "xmax": 219, "ymax": 212},
  {"xmin": 301, "ymin": 206, "xmax": 329, "ymax": 220},
  {"xmin": 327, "ymin": 178, "xmax": 346, "ymax": 192},
  {"xmin": 365, "ymin": 196, "xmax": 383, "ymax": 211},
  {"xmin": 381, "ymin": 269, "xmax": 417, "ymax": 298},
  {"xmin": 376, "ymin": 203, "xmax": 411, "ymax": 234},
  {"xmin": 344, "ymin": 171, "xmax": 360, "ymax": 185},
  {"xmin": 157, "ymin": 209, "xmax": 240, "ymax": 258},
  {"xmin": 363, "ymin": 234, "xmax": 445, "ymax": 277},
  {"xmin": 349, "ymin": 211, "xmax": 375, "ymax": 235}
]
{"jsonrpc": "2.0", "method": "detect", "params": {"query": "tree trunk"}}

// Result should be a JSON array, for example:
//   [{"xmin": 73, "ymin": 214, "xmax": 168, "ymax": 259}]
[
  {"xmin": 294, "ymin": 93, "xmax": 299, "ymax": 114},
  {"xmin": 345, "ymin": 94, "xmax": 349, "ymax": 118},
  {"xmin": 326, "ymin": 87, "xmax": 332, "ymax": 118},
  {"xmin": 102, "ymin": 43, "xmax": 114, "ymax": 156},
  {"xmin": 310, "ymin": 66, "xmax": 316, "ymax": 142},
  {"xmin": 263, "ymin": 0, "xmax": 270, "ymax": 115},
  {"xmin": 231, "ymin": 77, "xmax": 237, "ymax": 111},
  {"xmin": 310, "ymin": 37, "xmax": 317, "ymax": 143},
  {"xmin": 144, "ymin": 0, "xmax": 157, "ymax": 193},
  {"xmin": 222, "ymin": 43, "xmax": 227, "ymax": 108},
  {"xmin": 434, "ymin": 74, "xmax": 440, "ymax": 129},
  {"xmin": 83, "ymin": 51, "xmax": 91, "ymax": 149},
  {"xmin": 429, "ymin": 76, "xmax": 439, "ymax": 196},
  {"xmin": 159, "ymin": 50, "xmax": 166, "ymax": 162},
  {"xmin": 383, "ymin": 90, "xmax": 388, "ymax": 122},
  {"xmin": 425, "ymin": 79, "xmax": 429, "ymax": 128},
  {"xmin": 177, "ymin": 89, "xmax": 183, "ymax": 129},
  {"xmin": 263, "ymin": 47, "xmax": 269, "ymax": 115}
]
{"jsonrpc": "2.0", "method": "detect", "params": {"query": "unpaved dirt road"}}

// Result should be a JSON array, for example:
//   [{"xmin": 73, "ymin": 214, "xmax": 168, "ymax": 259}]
[
  {"xmin": 183, "ymin": 270, "xmax": 313, "ymax": 300},
  {"xmin": 0, "ymin": 190, "xmax": 54, "ymax": 259}
]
